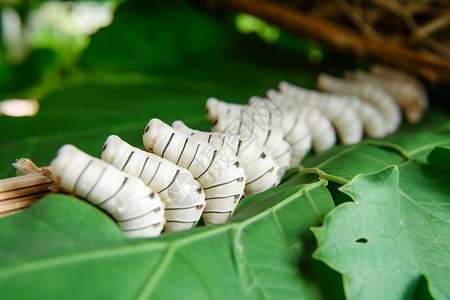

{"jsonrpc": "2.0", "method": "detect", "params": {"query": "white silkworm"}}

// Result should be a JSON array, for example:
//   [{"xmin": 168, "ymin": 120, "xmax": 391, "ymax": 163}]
[
  {"xmin": 249, "ymin": 95, "xmax": 336, "ymax": 153},
  {"xmin": 206, "ymin": 97, "xmax": 309, "ymax": 168},
  {"xmin": 247, "ymin": 96, "xmax": 312, "ymax": 166},
  {"xmin": 172, "ymin": 120, "xmax": 280, "ymax": 195},
  {"xmin": 317, "ymin": 73, "xmax": 402, "ymax": 134},
  {"xmin": 101, "ymin": 135, "xmax": 206, "ymax": 233},
  {"xmin": 143, "ymin": 118, "xmax": 246, "ymax": 225},
  {"xmin": 270, "ymin": 83, "xmax": 366, "ymax": 143},
  {"xmin": 344, "ymin": 68, "xmax": 428, "ymax": 123},
  {"xmin": 50, "ymin": 144, "xmax": 165, "ymax": 238},
  {"xmin": 274, "ymin": 81, "xmax": 387, "ymax": 138},
  {"xmin": 206, "ymin": 97, "xmax": 291, "ymax": 174}
]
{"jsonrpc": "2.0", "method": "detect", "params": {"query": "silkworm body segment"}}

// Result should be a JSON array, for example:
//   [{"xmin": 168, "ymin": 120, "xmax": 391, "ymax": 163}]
[
  {"xmin": 143, "ymin": 118, "xmax": 246, "ymax": 225},
  {"xmin": 269, "ymin": 84, "xmax": 365, "ymax": 144},
  {"xmin": 206, "ymin": 97, "xmax": 291, "ymax": 175},
  {"xmin": 101, "ymin": 135, "xmax": 206, "ymax": 233},
  {"xmin": 172, "ymin": 120, "xmax": 280, "ymax": 195},
  {"xmin": 344, "ymin": 69, "xmax": 427, "ymax": 123},
  {"xmin": 317, "ymin": 73, "xmax": 402, "ymax": 134},
  {"xmin": 51, "ymin": 144, "xmax": 165, "ymax": 238}
]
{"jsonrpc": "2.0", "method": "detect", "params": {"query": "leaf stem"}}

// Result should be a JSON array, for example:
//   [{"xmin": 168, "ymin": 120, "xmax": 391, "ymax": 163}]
[{"xmin": 297, "ymin": 168, "xmax": 349, "ymax": 185}]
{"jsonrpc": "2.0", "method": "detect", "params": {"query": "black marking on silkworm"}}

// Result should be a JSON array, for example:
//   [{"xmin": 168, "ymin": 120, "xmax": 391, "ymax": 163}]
[
  {"xmin": 116, "ymin": 206, "xmax": 161, "ymax": 222},
  {"xmin": 263, "ymin": 129, "xmax": 271, "ymax": 146},
  {"xmin": 146, "ymin": 161, "xmax": 161, "ymax": 185},
  {"xmin": 186, "ymin": 143, "xmax": 200, "ymax": 170},
  {"xmin": 246, "ymin": 168, "xmax": 273, "ymax": 185},
  {"xmin": 165, "ymin": 204, "xmax": 205, "ymax": 210},
  {"xmin": 138, "ymin": 156, "xmax": 149, "ymax": 178},
  {"xmin": 165, "ymin": 220, "xmax": 197, "ymax": 224},
  {"xmin": 205, "ymin": 195, "xmax": 240, "ymax": 200},
  {"xmin": 121, "ymin": 151, "xmax": 134, "ymax": 171},
  {"xmin": 273, "ymin": 147, "xmax": 290, "ymax": 159},
  {"xmin": 121, "ymin": 221, "xmax": 162, "ymax": 231},
  {"xmin": 235, "ymin": 139, "xmax": 242, "ymax": 156},
  {"xmin": 73, "ymin": 160, "xmax": 93, "ymax": 192},
  {"xmin": 97, "ymin": 177, "xmax": 128, "ymax": 206},
  {"xmin": 195, "ymin": 150, "xmax": 217, "ymax": 180},
  {"xmin": 176, "ymin": 138, "xmax": 189, "ymax": 165},
  {"xmin": 158, "ymin": 169, "xmax": 180, "ymax": 193},
  {"xmin": 203, "ymin": 176, "xmax": 244, "ymax": 190},
  {"xmin": 202, "ymin": 210, "xmax": 232, "ymax": 214},
  {"xmin": 84, "ymin": 166, "xmax": 107, "ymax": 200},
  {"xmin": 161, "ymin": 132, "xmax": 175, "ymax": 158}
]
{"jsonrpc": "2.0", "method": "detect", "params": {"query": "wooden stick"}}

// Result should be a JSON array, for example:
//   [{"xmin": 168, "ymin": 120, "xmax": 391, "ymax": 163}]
[
  {"xmin": 214, "ymin": 0, "xmax": 450, "ymax": 83},
  {"xmin": 0, "ymin": 159, "xmax": 57, "ymax": 217}
]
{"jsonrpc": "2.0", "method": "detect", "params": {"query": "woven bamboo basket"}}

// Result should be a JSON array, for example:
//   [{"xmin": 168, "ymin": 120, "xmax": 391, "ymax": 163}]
[{"xmin": 213, "ymin": 0, "xmax": 450, "ymax": 83}]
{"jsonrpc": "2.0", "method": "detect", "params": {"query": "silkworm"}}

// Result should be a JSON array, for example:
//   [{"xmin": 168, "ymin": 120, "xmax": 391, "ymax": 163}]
[
  {"xmin": 172, "ymin": 120, "xmax": 280, "ymax": 195},
  {"xmin": 269, "ymin": 83, "xmax": 366, "ymax": 143},
  {"xmin": 101, "ymin": 135, "xmax": 206, "ymax": 233},
  {"xmin": 370, "ymin": 64, "xmax": 424, "ymax": 87},
  {"xmin": 274, "ymin": 81, "xmax": 387, "ymax": 138},
  {"xmin": 246, "ymin": 96, "xmax": 312, "ymax": 166},
  {"xmin": 344, "ymin": 69, "xmax": 428, "ymax": 123},
  {"xmin": 317, "ymin": 73, "xmax": 402, "ymax": 134},
  {"xmin": 50, "ymin": 144, "xmax": 165, "ymax": 238},
  {"xmin": 206, "ymin": 97, "xmax": 291, "ymax": 174},
  {"xmin": 248, "ymin": 95, "xmax": 336, "ymax": 153},
  {"xmin": 143, "ymin": 118, "xmax": 246, "ymax": 225},
  {"xmin": 206, "ymin": 97, "xmax": 307, "ymax": 168}
]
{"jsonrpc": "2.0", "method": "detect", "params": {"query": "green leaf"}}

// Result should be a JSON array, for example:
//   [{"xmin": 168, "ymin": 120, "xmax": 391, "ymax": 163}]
[
  {"xmin": 300, "ymin": 142, "xmax": 406, "ymax": 184},
  {"xmin": 312, "ymin": 165, "xmax": 450, "ymax": 300},
  {"xmin": 0, "ymin": 179, "xmax": 334, "ymax": 299},
  {"xmin": 385, "ymin": 110, "xmax": 450, "ymax": 164},
  {"xmin": 427, "ymin": 146, "xmax": 450, "ymax": 170}
]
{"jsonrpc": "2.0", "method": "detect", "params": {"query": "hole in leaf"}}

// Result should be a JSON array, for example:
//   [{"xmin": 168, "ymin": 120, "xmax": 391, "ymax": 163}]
[{"xmin": 355, "ymin": 237, "xmax": 368, "ymax": 244}]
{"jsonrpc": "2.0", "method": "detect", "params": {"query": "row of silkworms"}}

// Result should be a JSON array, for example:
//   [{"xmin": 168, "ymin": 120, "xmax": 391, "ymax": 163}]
[{"xmin": 50, "ymin": 65, "xmax": 427, "ymax": 238}]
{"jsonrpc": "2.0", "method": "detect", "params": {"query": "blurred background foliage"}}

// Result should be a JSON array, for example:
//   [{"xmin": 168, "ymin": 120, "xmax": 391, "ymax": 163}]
[
  {"xmin": 0, "ymin": 0, "xmax": 118, "ymax": 96},
  {"xmin": 0, "ymin": 0, "xmax": 362, "ymax": 100}
]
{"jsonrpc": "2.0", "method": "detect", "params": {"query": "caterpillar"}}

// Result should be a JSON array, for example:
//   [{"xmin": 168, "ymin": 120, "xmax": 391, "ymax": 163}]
[
  {"xmin": 267, "ymin": 84, "xmax": 366, "ymax": 143},
  {"xmin": 317, "ymin": 73, "xmax": 402, "ymax": 134},
  {"xmin": 206, "ymin": 97, "xmax": 309, "ymax": 168},
  {"xmin": 172, "ymin": 120, "xmax": 280, "ymax": 195},
  {"xmin": 206, "ymin": 97, "xmax": 291, "ymax": 174},
  {"xmin": 143, "ymin": 118, "xmax": 246, "ymax": 225},
  {"xmin": 344, "ymin": 69, "xmax": 428, "ymax": 123},
  {"xmin": 272, "ymin": 81, "xmax": 387, "ymax": 139},
  {"xmin": 248, "ymin": 95, "xmax": 336, "ymax": 153},
  {"xmin": 50, "ymin": 144, "xmax": 165, "ymax": 238},
  {"xmin": 101, "ymin": 135, "xmax": 206, "ymax": 233}
]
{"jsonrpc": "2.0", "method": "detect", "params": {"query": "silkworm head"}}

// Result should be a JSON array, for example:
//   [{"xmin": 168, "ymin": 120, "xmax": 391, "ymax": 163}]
[
  {"xmin": 50, "ymin": 144, "xmax": 82, "ymax": 179},
  {"xmin": 205, "ymin": 97, "xmax": 220, "ymax": 122},
  {"xmin": 101, "ymin": 135, "xmax": 123, "ymax": 164},
  {"xmin": 265, "ymin": 89, "xmax": 279, "ymax": 100},
  {"xmin": 171, "ymin": 120, "xmax": 186, "ymax": 131},
  {"xmin": 143, "ymin": 118, "xmax": 165, "ymax": 150}
]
